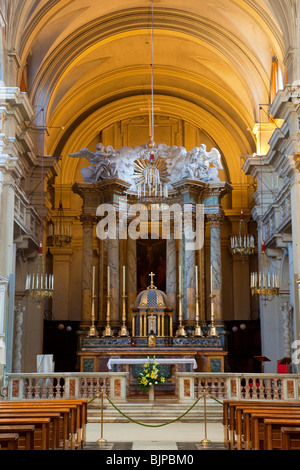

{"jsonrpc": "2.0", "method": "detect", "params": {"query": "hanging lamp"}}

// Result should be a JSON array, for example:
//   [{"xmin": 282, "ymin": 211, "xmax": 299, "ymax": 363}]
[
  {"xmin": 25, "ymin": 109, "xmax": 54, "ymax": 307},
  {"xmin": 134, "ymin": 0, "xmax": 169, "ymax": 202},
  {"xmin": 249, "ymin": 107, "xmax": 279, "ymax": 306},
  {"xmin": 47, "ymin": 157, "xmax": 72, "ymax": 247}
]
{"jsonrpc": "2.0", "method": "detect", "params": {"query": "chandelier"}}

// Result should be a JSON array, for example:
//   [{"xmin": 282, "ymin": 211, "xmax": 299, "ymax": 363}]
[
  {"xmin": 47, "ymin": 200, "xmax": 72, "ymax": 247},
  {"xmin": 133, "ymin": 154, "xmax": 169, "ymax": 199},
  {"xmin": 230, "ymin": 210, "xmax": 255, "ymax": 255},
  {"xmin": 47, "ymin": 157, "xmax": 72, "ymax": 247},
  {"xmin": 250, "ymin": 241, "xmax": 279, "ymax": 306},
  {"xmin": 134, "ymin": 0, "xmax": 169, "ymax": 202},
  {"xmin": 25, "ymin": 242, "xmax": 54, "ymax": 308}
]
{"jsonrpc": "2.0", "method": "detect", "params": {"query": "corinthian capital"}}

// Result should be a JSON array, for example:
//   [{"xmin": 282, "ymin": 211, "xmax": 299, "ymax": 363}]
[
  {"xmin": 205, "ymin": 211, "xmax": 224, "ymax": 227},
  {"xmin": 80, "ymin": 213, "xmax": 97, "ymax": 227}
]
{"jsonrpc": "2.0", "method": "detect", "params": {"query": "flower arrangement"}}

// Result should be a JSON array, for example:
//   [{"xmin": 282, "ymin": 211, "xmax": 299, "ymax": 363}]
[{"xmin": 137, "ymin": 357, "xmax": 165, "ymax": 391}]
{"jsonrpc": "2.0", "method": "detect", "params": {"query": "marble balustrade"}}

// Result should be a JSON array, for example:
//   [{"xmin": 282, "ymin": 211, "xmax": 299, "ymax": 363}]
[{"xmin": 4, "ymin": 372, "xmax": 300, "ymax": 404}]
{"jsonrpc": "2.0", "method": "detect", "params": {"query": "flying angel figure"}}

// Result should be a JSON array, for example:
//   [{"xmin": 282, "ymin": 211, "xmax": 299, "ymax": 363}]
[{"xmin": 69, "ymin": 143, "xmax": 117, "ymax": 182}]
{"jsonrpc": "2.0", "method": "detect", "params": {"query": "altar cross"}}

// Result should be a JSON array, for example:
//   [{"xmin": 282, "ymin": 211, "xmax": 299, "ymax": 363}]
[{"xmin": 148, "ymin": 272, "xmax": 156, "ymax": 289}]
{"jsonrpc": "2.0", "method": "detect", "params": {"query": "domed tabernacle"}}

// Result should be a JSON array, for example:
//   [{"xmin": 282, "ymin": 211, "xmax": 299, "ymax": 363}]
[{"xmin": 135, "ymin": 288, "xmax": 169, "ymax": 309}]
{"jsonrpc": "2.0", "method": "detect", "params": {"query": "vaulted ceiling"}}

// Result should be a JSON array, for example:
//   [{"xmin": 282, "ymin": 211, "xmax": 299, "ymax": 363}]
[{"xmin": 6, "ymin": 0, "xmax": 292, "ymax": 186}]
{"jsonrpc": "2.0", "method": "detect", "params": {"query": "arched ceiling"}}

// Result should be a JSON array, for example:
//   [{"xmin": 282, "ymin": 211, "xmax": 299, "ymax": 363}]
[{"xmin": 9, "ymin": 0, "xmax": 288, "ymax": 185}]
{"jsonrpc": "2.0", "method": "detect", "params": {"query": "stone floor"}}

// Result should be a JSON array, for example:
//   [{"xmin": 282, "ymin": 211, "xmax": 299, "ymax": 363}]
[{"xmin": 82, "ymin": 422, "xmax": 227, "ymax": 450}]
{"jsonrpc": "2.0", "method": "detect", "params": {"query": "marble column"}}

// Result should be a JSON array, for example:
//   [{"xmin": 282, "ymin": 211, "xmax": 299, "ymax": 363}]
[
  {"xmin": 166, "ymin": 234, "xmax": 176, "ymax": 317},
  {"xmin": 281, "ymin": 302, "xmax": 292, "ymax": 359},
  {"xmin": 184, "ymin": 234, "xmax": 196, "ymax": 324},
  {"xmin": 127, "ymin": 237, "xmax": 137, "ymax": 322},
  {"xmin": 207, "ymin": 213, "xmax": 224, "ymax": 321},
  {"xmin": 107, "ymin": 237, "xmax": 120, "ymax": 326},
  {"xmin": 12, "ymin": 303, "xmax": 25, "ymax": 373},
  {"xmin": 80, "ymin": 214, "xmax": 95, "ymax": 322}
]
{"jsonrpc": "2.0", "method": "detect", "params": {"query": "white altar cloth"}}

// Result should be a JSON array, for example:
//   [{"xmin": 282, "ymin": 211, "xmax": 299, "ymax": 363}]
[{"xmin": 107, "ymin": 357, "xmax": 197, "ymax": 370}]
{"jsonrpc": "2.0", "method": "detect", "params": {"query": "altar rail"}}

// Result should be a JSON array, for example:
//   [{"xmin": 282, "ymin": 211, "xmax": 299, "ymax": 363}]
[
  {"xmin": 2, "ymin": 373, "xmax": 300, "ymax": 403},
  {"xmin": 177, "ymin": 373, "xmax": 300, "ymax": 403}
]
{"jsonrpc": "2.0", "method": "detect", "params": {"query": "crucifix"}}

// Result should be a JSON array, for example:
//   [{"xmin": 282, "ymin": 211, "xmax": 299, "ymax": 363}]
[{"xmin": 148, "ymin": 271, "xmax": 156, "ymax": 289}]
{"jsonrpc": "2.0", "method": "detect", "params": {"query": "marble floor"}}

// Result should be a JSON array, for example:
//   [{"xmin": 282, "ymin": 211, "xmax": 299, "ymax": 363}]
[{"xmin": 83, "ymin": 421, "xmax": 227, "ymax": 450}]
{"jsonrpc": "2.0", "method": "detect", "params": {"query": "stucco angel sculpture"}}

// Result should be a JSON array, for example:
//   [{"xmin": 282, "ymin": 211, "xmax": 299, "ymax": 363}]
[
  {"xmin": 69, "ymin": 143, "xmax": 118, "ymax": 182},
  {"xmin": 181, "ymin": 144, "xmax": 223, "ymax": 182}
]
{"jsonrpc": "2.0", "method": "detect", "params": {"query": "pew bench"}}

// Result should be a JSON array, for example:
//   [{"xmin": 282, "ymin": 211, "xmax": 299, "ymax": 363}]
[
  {"xmin": 0, "ymin": 418, "xmax": 51, "ymax": 450},
  {"xmin": 0, "ymin": 433, "xmax": 19, "ymax": 450},
  {"xmin": 224, "ymin": 400, "xmax": 300, "ymax": 449},
  {"xmin": 0, "ymin": 399, "xmax": 87, "ymax": 449},
  {"xmin": 237, "ymin": 407, "xmax": 300, "ymax": 450},
  {"xmin": 0, "ymin": 425, "xmax": 35, "ymax": 450},
  {"xmin": 264, "ymin": 419, "xmax": 300, "ymax": 450},
  {"xmin": 281, "ymin": 427, "xmax": 300, "ymax": 450},
  {"xmin": 0, "ymin": 411, "xmax": 60, "ymax": 450}
]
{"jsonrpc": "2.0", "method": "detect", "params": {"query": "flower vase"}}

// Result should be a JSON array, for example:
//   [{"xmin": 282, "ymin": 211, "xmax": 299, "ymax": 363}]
[{"xmin": 148, "ymin": 386, "xmax": 155, "ymax": 402}]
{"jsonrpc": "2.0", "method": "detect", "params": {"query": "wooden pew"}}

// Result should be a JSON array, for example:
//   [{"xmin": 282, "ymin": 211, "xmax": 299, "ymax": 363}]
[
  {"xmin": 0, "ymin": 425, "xmax": 35, "ymax": 450},
  {"xmin": 224, "ymin": 400, "xmax": 300, "ymax": 449},
  {"xmin": 0, "ymin": 433, "xmax": 19, "ymax": 450},
  {"xmin": 0, "ymin": 405, "xmax": 74, "ymax": 450},
  {"xmin": 0, "ymin": 418, "xmax": 50, "ymax": 450},
  {"xmin": 0, "ymin": 399, "xmax": 87, "ymax": 449},
  {"xmin": 237, "ymin": 406, "xmax": 300, "ymax": 450},
  {"xmin": 223, "ymin": 400, "xmax": 266, "ymax": 449},
  {"xmin": 264, "ymin": 419, "xmax": 300, "ymax": 450},
  {"xmin": 0, "ymin": 411, "xmax": 60, "ymax": 450},
  {"xmin": 281, "ymin": 427, "xmax": 300, "ymax": 450}
]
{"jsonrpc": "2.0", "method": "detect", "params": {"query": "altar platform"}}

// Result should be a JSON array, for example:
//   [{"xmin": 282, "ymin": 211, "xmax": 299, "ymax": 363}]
[{"xmin": 78, "ymin": 342, "xmax": 227, "ymax": 399}]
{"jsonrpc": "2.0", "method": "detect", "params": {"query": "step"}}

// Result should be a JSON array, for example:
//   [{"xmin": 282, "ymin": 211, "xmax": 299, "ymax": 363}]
[{"xmin": 87, "ymin": 399, "xmax": 223, "ymax": 423}]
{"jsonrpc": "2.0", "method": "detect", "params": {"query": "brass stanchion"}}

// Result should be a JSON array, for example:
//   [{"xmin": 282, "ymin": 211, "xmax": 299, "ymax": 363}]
[
  {"xmin": 201, "ymin": 390, "xmax": 211, "ymax": 447},
  {"xmin": 97, "ymin": 390, "xmax": 107, "ymax": 445}
]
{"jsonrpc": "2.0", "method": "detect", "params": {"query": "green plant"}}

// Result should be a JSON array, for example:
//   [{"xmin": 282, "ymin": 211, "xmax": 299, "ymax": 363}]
[{"xmin": 137, "ymin": 357, "xmax": 165, "ymax": 391}]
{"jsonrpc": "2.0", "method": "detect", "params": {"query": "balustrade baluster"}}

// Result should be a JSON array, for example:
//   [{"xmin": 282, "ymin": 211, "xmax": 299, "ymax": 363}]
[
  {"xmin": 41, "ymin": 377, "xmax": 47, "ymax": 399},
  {"xmin": 48, "ymin": 377, "xmax": 54, "ymax": 399},
  {"xmin": 265, "ymin": 378, "xmax": 272, "ymax": 400}
]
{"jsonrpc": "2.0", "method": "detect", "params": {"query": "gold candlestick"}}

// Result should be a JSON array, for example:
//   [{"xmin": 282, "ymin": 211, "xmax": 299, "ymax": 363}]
[
  {"xmin": 103, "ymin": 266, "xmax": 113, "ymax": 337},
  {"xmin": 119, "ymin": 293, "xmax": 129, "ymax": 336},
  {"xmin": 194, "ymin": 265, "xmax": 203, "ymax": 337},
  {"xmin": 208, "ymin": 293, "xmax": 218, "ymax": 337},
  {"xmin": 194, "ymin": 293, "xmax": 204, "ymax": 337},
  {"xmin": 176, "ymin": 265, "xmax": 187, "ymax": 337},
  {"xmin": 88, "ymin": 266, "xmax": 99, "ymax": 337}
]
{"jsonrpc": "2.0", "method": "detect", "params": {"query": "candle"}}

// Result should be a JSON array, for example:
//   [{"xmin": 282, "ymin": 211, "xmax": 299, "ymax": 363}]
[
  {"xmin": 195, "ymin": 265, "xmax": 198, "ymax": 295},
  {"xmin": 123, "ymin": 265, "xmax": 126, "ymax": 294},
  {"xmin": 179, "ymin": 265, "xmax": 182, "ymax": 294},
  {"xmin": 210, "ymin": 265, "xmax": 213, "ymax": 294},
  {"xmin": 107, "ymin": 266, "xmax": 110, "ymax": 295},
  {"xmin": 92, "ymin": 266, "xmax": 95, "ymax": 297}
]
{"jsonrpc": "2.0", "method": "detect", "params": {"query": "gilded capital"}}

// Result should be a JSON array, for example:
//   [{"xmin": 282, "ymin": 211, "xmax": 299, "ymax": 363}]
[
  {"xmin": 80, "ymin": 213, "xmax": 97, "ymax": 227},
  {"xmin": 206, "ymin": 212, "xmax": 224, "ymax": 227}
]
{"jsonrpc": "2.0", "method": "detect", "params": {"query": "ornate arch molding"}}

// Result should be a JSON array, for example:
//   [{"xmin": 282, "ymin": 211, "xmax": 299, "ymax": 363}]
[
  {"xmin": 27, "ymin": 8, "xmax": 276, "ymax": 108},
  {"xmin": 264, "ymin": 0, "xmax": 298, "ymax": 50},
  {"xmin": 47, "ymin": 65, "xmax": 255, "ymax": 153},
  {"xmin": 55, "ymin": 94, "xmax": 244, "ymax": 186}
]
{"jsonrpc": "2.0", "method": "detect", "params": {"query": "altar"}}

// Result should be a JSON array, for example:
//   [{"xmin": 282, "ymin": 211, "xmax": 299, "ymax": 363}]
[
  {"xmin": 106, "ymin": 357, "xmax": 198, "ymax": 370},
  {"xmin": 73, "ymin": 140, "xmax": 231, "ymax": 394}
]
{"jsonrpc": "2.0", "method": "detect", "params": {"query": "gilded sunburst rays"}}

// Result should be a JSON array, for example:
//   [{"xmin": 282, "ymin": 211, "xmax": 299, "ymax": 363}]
[{"xmin": 133, "ymin": 157, "xmax": 169, "ymax": 198}]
